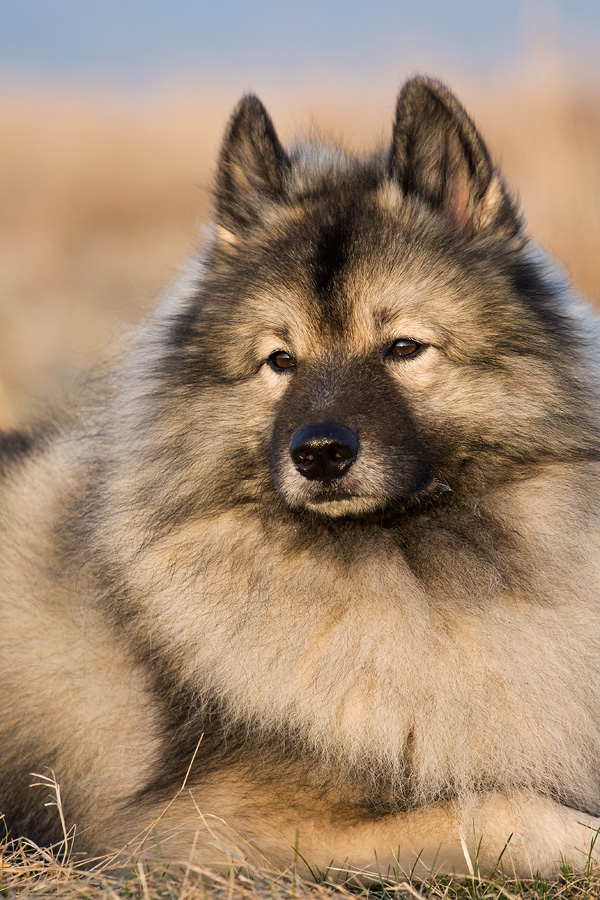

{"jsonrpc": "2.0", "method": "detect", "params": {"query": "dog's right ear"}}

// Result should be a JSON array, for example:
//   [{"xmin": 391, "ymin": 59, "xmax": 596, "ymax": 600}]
[
  {"xmin": 390, "ymin": 77, "xmax": 521, "ymax": 240},
  {"xmin": 215, "ymin": 95, "xmax": 290, "ymax": 247}
]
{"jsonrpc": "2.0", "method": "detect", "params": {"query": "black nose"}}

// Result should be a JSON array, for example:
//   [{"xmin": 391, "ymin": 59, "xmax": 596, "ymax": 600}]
[{"xmin": 290, "ymin": 423, "xmax": 359, "ymax": 481}]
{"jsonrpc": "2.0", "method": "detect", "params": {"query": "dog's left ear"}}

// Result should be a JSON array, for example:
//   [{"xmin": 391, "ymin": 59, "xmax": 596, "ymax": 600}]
[
  {"xmin": 390, "ymin": 77, "xmax": 521, "ymax": 239},
  {"xmin": 215, "ymin": 94, "xmax": 290, "ymax": 246}
]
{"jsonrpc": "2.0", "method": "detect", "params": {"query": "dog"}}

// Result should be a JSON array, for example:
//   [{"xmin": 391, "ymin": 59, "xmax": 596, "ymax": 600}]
[{"xmin": 2, "ymin": 76, "xmax": 600, "ymax": 879}]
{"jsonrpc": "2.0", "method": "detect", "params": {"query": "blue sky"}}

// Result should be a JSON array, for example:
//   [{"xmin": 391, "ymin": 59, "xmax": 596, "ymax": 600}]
[{"xmin": 2, "ymin": 1, "xmax": 600, "ymax": 88}]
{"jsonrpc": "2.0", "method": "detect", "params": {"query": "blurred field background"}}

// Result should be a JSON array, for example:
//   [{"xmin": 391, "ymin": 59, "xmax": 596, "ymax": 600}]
[{"xmin": 1, "ymin": 1, "xmax": 600, "ymax": 429}]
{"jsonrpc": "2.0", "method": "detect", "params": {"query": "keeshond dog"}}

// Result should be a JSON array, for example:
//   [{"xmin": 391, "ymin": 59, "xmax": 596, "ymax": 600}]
[{"xmin": 2, "ymin": 76, "xmax": 600, "ymax": 879}]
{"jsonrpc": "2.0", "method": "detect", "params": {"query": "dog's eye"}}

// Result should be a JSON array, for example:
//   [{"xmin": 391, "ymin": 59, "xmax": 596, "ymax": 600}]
[
  {"xmin": 267, "ymin": 350, "xmax": 296, "ymax": 371},
  {"xmin": 387, "ymin": 339, "xmax": 422, "ymax": 358}
]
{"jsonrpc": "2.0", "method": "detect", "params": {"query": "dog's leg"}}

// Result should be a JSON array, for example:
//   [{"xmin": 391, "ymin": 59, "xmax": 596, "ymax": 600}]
[
  {"xmin": 321, "ymin": 792, "xmax": 600, "ymax": 879},
  {"xmin": 119, "ymin": 787, "xmax": 600, "ymax": 879}
]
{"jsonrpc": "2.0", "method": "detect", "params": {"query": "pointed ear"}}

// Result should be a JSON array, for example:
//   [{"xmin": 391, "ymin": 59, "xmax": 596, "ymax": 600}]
[
  {"xmin": 390, "ymin": 77, "xmax": 521, "ymax": 239},
  {"xmin": 215, "ymin": 94, "xmax": 290, "ymax": 245}
]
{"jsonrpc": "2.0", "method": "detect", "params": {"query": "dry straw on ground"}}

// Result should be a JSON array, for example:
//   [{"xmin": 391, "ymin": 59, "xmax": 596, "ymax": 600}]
[{"xmin": 3, "ymin": 832, "xmax": 600, "ymax": 900}]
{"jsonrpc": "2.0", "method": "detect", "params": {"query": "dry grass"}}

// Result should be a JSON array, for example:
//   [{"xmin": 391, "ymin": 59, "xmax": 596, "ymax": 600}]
[
  {"xmin": 3, "ymin": 834, "xmax": 600, "ymax": 900},
  {"xmin": 1, "ymin": 68, "xmax": 600, "ymax": 426}
]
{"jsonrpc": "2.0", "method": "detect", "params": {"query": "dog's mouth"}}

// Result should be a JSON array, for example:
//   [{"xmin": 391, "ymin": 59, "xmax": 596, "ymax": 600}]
[
  {"xmin": 294, "ymin": 475, "xmax": 453, "ymax": 520},
  {"xmin": 304, "ymin": 491, "xmax": 387, "ymax": 518},
  {"xmin": 308, "ymin": 489, "xmax": 353, "ymax": 504}
]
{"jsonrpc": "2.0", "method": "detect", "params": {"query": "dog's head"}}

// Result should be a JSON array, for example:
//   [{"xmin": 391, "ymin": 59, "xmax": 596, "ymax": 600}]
[{"xmin": 150, "ymin": 79, "xmax": 599, "ymax": 523}]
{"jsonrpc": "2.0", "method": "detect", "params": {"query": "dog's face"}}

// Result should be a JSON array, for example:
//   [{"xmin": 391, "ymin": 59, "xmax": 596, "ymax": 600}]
[
  {"xmin": 160, "ymin": 80, "xmax": 598, "ymax": 523},
  {"xmin": 250, "ymin": 195, "xmax": 503, "ymax": 520}
]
